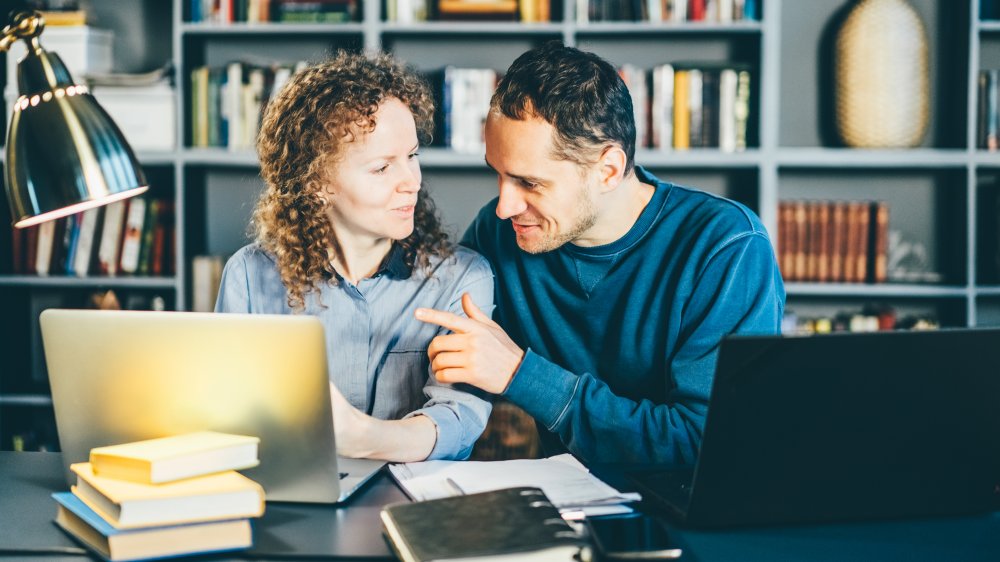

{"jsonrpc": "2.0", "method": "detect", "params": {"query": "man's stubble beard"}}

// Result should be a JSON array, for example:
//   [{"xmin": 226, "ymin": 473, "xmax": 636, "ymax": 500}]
[{"xmin": 516, "ymin": 184, "xmax": 599, "ymax": 254}]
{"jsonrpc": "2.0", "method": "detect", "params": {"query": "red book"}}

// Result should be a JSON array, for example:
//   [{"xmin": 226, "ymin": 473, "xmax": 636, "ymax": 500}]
[{"xmin": 690, "ymin": 0, "xmax": 706, "ymax": 21}]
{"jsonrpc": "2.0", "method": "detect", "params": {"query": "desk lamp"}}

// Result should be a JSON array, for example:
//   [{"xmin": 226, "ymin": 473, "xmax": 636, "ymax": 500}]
[{"xmin": 1, "ymin": 10, "xmax": 147, "ymax": 228}]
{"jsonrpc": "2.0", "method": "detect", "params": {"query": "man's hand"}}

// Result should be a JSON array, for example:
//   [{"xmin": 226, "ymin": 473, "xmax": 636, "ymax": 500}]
[{"xmin": 415, "ymin": 293, "xmax": 525, "ymax": 394}]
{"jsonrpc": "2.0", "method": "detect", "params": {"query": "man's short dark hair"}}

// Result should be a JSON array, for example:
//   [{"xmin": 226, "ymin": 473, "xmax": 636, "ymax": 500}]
[{"xmin": 491, "ymin": 41, "xmax": 636, "ymax": 175}]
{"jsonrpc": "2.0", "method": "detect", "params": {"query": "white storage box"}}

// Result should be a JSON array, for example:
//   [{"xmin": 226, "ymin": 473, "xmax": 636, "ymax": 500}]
[
  {"xmin": 91, "ymin": 83, "xmax": 177, "ymax": 151},
  {"xmin": 6, "ymin": 26, "xmax": 112, "ymax": 90}
]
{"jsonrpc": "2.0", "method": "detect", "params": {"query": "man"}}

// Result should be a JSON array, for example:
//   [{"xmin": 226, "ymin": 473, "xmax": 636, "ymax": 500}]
[{"xmin": 415, "ymin": 42, "xmax": 784, "ymax": 464}]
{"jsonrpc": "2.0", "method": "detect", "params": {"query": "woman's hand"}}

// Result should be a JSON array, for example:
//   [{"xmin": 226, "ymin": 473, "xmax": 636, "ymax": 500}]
[
  {"xmin": 329, "ymin": 382, "xmax": 371, "ymax": 458},
  {"xmin": 329, "ymin": 381, "xmax": 438, "ymax": 461}
]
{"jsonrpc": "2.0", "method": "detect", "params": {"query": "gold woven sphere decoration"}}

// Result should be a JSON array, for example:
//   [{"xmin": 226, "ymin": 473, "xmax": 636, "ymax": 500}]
[{"xmin": 835, "ymin": 0, "xmax": 930, "ymax": 148}]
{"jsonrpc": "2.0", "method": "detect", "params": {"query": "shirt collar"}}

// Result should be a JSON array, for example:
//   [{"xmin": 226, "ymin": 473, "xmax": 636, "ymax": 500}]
[{"xmin": 376, "ymin": 243, "xmax": 413, "ymax": 279}]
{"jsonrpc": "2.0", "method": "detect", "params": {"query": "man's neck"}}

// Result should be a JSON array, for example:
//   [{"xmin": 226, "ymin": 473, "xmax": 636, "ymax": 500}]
[{"xmin": 574, "ymin": 173, "xmax": 655, "ymax": 248}]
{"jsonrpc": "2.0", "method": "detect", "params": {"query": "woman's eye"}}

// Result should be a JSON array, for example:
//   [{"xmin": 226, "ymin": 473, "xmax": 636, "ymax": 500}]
[
  {"xmin": 408, "ymin": 152, "xmax": 420, "ymax": 160},
  {"xmin": 374, "ymin": 164, "xmax": 389, "ymax": 174}
]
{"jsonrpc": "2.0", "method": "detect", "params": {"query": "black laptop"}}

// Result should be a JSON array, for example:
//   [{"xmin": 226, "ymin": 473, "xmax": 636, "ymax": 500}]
[{"xmin": 630, "ymin": 329, "xmax": 1000, "ymax": 528}]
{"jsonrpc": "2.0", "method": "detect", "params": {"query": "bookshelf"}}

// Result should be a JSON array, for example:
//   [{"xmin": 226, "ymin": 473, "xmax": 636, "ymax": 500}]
[{"xmin": 0, "ymin": 0, "xmax": 998, "ymax": 451}]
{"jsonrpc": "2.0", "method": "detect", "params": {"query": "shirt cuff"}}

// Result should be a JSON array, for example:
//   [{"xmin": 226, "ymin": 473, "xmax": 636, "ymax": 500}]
[
  {"xmin": 406, "ymin": 405, "xmax": 467, "ymax": 461},
  {"xmin": 502, "ymin": 348, "xmax": 580, "ymax": 431}
]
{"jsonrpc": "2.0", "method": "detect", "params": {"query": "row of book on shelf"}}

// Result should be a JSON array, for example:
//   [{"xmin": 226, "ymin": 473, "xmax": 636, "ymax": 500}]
[
  {"xmin": 191, "ymin": 59, "xmax": 751, "ymax": 153},
  {"xmin": 53, "ymin": 431, "xmax": 265, "ymax": 561},
  {"xmin": 977, "ymin": 69, "xmax": 1000, "ymax": 150},
  {"xmin": 9, "ymin": 197, "xmax": 174, "ymax": 278},
  {"xmin": 386, "ymin": 0, "xmax": 760, "ymax": 23},
  {"xmin": 578, "ymin": 0, "xmax": 759, "ymax": 23},
  {"xmin": 625, "ymin": 62, "xmax": 752, "ymax": 152},
  {"xmin": 777, "ymin": 200, "xmax": 889, "ymax": 284},
  {"xmin": 782, "ymin": 305, "xmax": 940, "ymax": 336},
  {"xmin": 191, "ymin": 0, "xmax": 358, "ymax": 23},
  {"xmin": 190, "ymin": 60, "xmax": 307, "ymax": 150}
]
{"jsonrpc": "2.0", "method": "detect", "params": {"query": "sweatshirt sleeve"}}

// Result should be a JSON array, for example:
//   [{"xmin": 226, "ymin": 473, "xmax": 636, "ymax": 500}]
[{"xmin": 503, "ymin": 232, "xmax": 784, "ymax": 464}]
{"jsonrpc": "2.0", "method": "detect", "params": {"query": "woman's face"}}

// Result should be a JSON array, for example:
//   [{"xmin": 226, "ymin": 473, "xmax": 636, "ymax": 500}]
[{"xmin": 323, "ymin": 97, "xmax": 422, "ymax": 245}]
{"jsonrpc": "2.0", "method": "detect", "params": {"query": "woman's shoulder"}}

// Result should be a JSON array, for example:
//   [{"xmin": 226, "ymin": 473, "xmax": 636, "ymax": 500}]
[
  {"xmin": 227, "ymin": 243, "xmax": 277, "ymax": 268},
  {"xmin": 423, "ymin": 245, "xmax": 493, "ymax": 282}
]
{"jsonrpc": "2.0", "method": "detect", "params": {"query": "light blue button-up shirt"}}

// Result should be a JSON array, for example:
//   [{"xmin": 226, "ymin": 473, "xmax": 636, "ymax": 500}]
[{"xmin": 215, "ymin": 243, "xmax": 495, "ymax": 460}]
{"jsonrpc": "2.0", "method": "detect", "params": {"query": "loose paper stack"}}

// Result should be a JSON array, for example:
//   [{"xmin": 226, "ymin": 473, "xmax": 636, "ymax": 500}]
[{"xmin": 389, "ymin": 453, "xmax": 640, "ymax": 517}]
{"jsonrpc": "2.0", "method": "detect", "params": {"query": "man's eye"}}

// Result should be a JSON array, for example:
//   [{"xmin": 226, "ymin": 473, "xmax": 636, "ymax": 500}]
[
  {"xmin": 519, "ymin": 179, "xmax": 538, "ymax": 189},
  {"xmin": 408, "ymin": 152, "xmax": 420, "ymax": 160},
  {"xmin": 374, "ymin": 164, "xmax": 389, "ymax": 174}
]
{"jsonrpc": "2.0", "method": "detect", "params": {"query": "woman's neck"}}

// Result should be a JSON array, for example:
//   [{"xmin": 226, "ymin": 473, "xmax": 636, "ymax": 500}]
[{"xmin": 328, "ymin": 230, "xmax": 393, "ymax": 285}]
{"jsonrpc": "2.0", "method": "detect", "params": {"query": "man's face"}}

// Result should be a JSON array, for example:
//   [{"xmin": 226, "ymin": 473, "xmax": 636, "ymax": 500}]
[{"xmin": 483, "ymin": 112, "xmax": 600, "ymax": 254}]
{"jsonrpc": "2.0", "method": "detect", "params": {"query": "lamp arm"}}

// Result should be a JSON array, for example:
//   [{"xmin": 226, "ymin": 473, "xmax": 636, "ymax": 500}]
[{"xmin": 0, "ymin": 10, "xmax": 43, "ymax": 53}]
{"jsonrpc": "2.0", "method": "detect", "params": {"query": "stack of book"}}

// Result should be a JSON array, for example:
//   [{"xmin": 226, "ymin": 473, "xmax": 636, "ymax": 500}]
[{"xmin": 52, "ymin": 431, "xmax": 265, "ymax": 561}]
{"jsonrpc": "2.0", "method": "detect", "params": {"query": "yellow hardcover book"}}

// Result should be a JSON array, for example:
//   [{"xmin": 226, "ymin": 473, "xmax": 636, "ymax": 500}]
[
  {"xmin": 53, "ymin": 492, "xmax": 252, "ymax": 562},
  {"xmin": 71, "ymin": 462, "xmax": 264, "ymax": 529},
  {"xmin": 89, "ymin": 431, "xmax": 259, "ymax": 484},
  {"xmin": 673, "ymin": 70, "xmax": 690, "ymax": 150},
  {"xmin": 39, "ymin": 10, "xmax": 87, "ymax": 26}
]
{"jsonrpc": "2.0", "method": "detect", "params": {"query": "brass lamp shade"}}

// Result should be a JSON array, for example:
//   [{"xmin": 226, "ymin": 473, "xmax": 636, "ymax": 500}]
[{"xmin": 5, "ymin": 36, "xmax": 147, "ymax": 228}]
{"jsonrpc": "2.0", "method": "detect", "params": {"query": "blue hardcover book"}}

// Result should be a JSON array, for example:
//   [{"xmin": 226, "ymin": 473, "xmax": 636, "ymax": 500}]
[{"xmin": 52, "ymin": 492, "xmax": 252, "ymax": 561}]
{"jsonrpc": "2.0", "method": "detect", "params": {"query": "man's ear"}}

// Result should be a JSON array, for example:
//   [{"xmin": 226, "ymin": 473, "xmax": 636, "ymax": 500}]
[{"xmin": 597, "ymin": 145, "xmax": 627, "ymax": 193}]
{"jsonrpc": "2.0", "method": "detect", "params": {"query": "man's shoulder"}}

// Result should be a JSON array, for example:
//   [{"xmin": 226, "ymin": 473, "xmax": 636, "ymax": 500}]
[{"xmin": 664, "ymin": 183, "xmax": 767, "ymax": 238}]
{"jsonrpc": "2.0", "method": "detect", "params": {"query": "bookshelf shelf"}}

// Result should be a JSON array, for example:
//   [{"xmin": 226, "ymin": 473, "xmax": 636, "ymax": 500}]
[
  {"xmin": 137, "ymin": 151, "xmax": 184, "ymax": 165},
  {"xmin": 637, "ymin": 149, "xmax": 762, "ymax": 168},
  {"xmin": 0, "ymin": 276, "xmax": 178, "ymax": 289},
  {"xmin": 572, "ymin": 22, "xmax": 764, "ymax": 35},
  {"xmin": 978, "ymin": 20, "xmax": 1000, "ymax": 32},
  {"xmin": 181, "ymin": 22, "xmax": 366, "ymax": 35},
  {"xmin": 973, "ymin": 151, "xmax": 1000, "ymax": 166},
  {"xmin": 975, "ymin": 286, "xmax": 1000, "ymax": 296},
  {"xmin": 380, "ymin": 22, "xmax": 564, "ymax": 35},
  {"xmin": 784, "ymin": 283, "xmax": 970, "ymax": 298},
  {"xmin": 182, "ymin": 148, "xmax": 260, "ymax": 167},
  {"xmin": 0, "ymin": 394, "xmax": 53, "ymax": 407},
  {"xmin": 774, "ymin": 149, "xmax": 971, "ymax": 169}
]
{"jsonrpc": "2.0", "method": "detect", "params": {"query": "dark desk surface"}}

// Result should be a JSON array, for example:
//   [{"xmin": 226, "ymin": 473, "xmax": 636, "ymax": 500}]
[{"xmin": 3, "ymin": 452, "xmax": 1000, "ymax": 561}]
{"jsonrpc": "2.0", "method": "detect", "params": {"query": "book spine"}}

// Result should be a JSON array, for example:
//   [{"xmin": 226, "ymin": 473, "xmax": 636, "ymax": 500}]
[
  {"xmin": 673, "ymin": 70, "xmax": 689, "ymax": 149},
  {"xmin": 687, "ymin": 69, "xmax": 703, "ymax": 150},
  {"xmin": 871, "ymin": 201, "xmax": 889, "ymax": 283},
  {"xmin": 792, "ymin": 200, "xmax": 807, "ymax": 282},
  {"xmin": 830, "ymin": 201, "xmax": 847, "ymax": 283},
  {"xmin": 72, "ymin": 208, "xmax": 101, "ymax": 277},
  {"xmin": 816, "ymin": 201, "xmax": 831, "ymax": 283},
  {"xmin": 120, "ymin": 197, "xmax": 147, "ymax": 275},
  {"xmin": 98, "ymin": 199, "xmax": 127, "ymax": 276},
  {"xmin": 734, "ymin": 69, "xmax": 751, "ymax": 151}
]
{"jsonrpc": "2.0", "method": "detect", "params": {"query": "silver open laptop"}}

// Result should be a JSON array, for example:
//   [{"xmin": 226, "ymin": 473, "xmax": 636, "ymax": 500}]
[{"xmin": 39, "ymin": 308, "xmax": 385, "ymax": 503}]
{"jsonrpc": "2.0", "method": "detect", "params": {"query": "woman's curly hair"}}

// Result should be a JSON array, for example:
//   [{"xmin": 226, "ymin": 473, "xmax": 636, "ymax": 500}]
[{"xmin": 255, "ymin": 51, "xmax": 452, "ymax": 311}]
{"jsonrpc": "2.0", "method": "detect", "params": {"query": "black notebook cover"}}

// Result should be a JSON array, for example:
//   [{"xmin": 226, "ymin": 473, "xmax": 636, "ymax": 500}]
[{"xmin": 380, "ymin": 486, "xmax": 588, "ymax": 561}]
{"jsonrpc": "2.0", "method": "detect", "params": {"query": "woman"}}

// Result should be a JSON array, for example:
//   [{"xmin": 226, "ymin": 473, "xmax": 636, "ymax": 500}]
[{"xmin": 215, "ymin": 51, "xmax": 493, "ymax": 462}]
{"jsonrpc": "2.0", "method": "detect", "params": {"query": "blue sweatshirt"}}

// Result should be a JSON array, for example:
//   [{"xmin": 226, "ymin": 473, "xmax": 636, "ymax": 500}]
[{"xmin": 462, "ymin": 167, "xmax": 785, "ymax": 465}]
